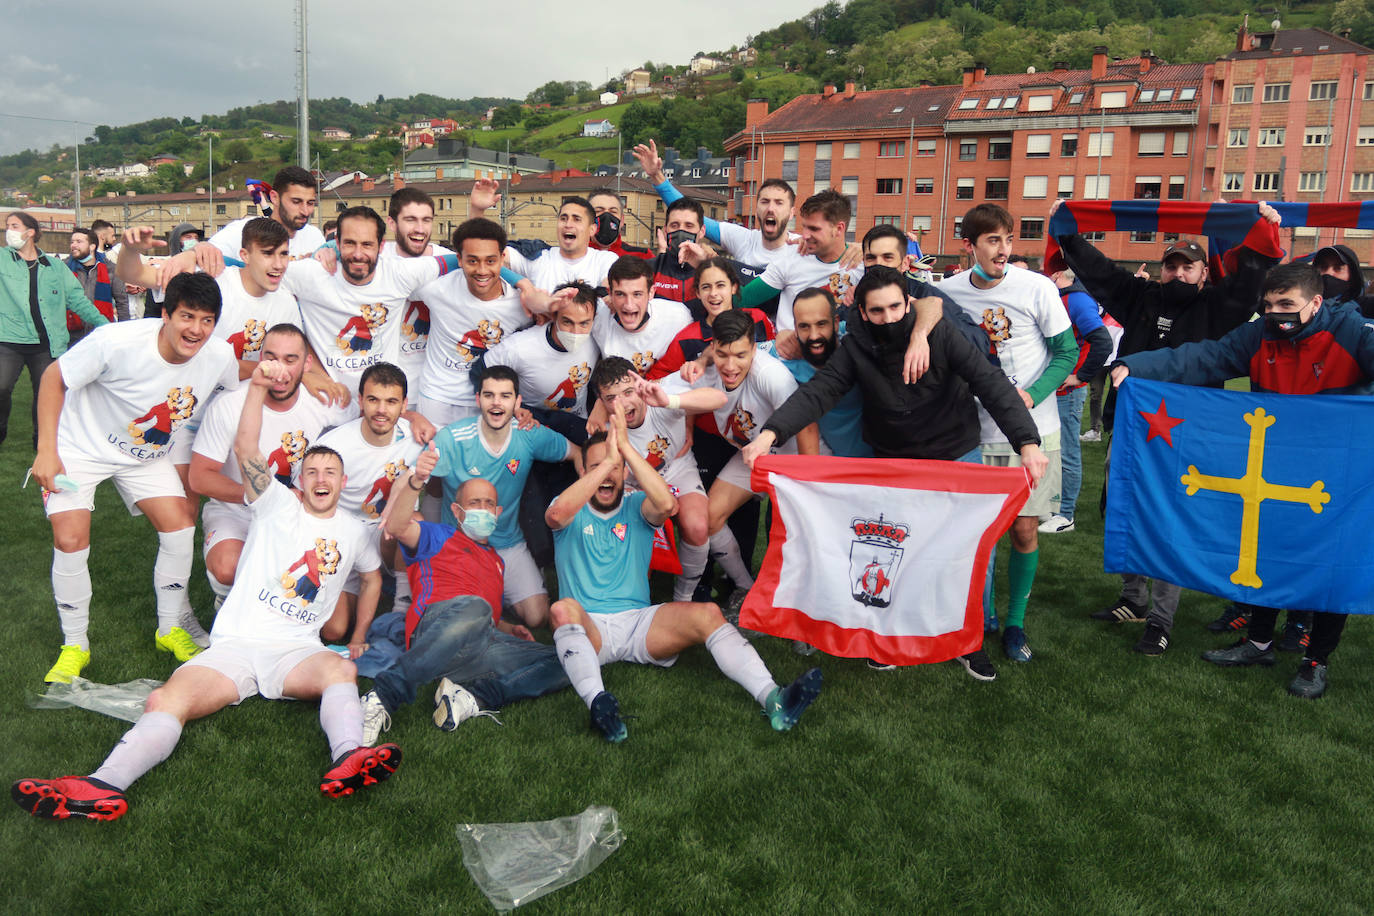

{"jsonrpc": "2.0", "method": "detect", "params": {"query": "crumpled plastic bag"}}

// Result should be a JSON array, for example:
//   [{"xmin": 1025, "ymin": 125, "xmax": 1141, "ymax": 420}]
[
  {"xmin": 457, "ymin": 805, "xmax": 623, "ymax": 910},
  {"xmin": 26, "ymin": 676, "xmax": 161, "ymax": 723}
]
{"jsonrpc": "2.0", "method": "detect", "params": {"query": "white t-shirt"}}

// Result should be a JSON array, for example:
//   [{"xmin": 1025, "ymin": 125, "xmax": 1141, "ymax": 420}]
[
  {"xmin": 484, "ymin": 324, "xmax": 600, "ymax": 418},
  {"xmin": 192, "ymin": 384, "xmax": 350, "ymax": 491},
  {"xmin": 591, "ymin": 299, "xmax": 693, "ymax": 376},
  {"xmin": 210, "ymin": 217, "xmax": 325, "ymax": 262},
  {"xmin": 382, "ymin": 240, "xmax": 453, "ymax": 403},
  {"xmin": 504, "ymin": 246, "xmax": 619, "ymax": 292},
  {"xmin": 316, "ymin": 417, "xmax": 424, "ymax": 525},
  {"xmin": 625, "ymin": 378, "xmax": 694, "ymax": 489},
  {"xmin": 56, "ymin": 319, "xmax": 238, "ymax": 466},
  {"xmin": 281, "ymin": 256, "xmax": 447, "ymax": 392},
  {"xmin": 716, "ymin": 223, "xmax": 796, "ymax": 268},
  {"xmin": 691, "ymin": 349, "xmax": 798, "ymax": 450},
  {"xmin": 214, "ymin": 268, "xmax": 303, "ymax": 362},
  {"xmin": 936, "ymin": 266, "xmax": 1071, "ymax": 446},
  {"xmin": 757, "ymin": 248, "xmax": 863, "ymax": 331},
  {"xmin": 210, "ymin": 480, "xmax": 380, "ymax": 644},
  {"xmin": 414, "ymin": 274, "xmax": 532, "ymax": 407}
]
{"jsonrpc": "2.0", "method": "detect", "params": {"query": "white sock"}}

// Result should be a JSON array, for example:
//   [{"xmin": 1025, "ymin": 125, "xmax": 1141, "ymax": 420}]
[
  {"xmin": 393, "ymin": 568, "xmax": 412, "ymax": 609},
  {"xmin": 705, "ymin": 624, "xmax": 777, "ymax": 707},
  {"xmin": 52, "ymin": 546, "xmax": 92, "ymax": 650},
  {"xmin": 553, "ymin": 623, "xmax": 605, "ymax": 707},
  {"xmin": 320, "ymin": 682, "xmax": 364, "ymax": 757},
  {"xmin": 90, "ymin": 710, "xmax": 182, "ymax": 791},
  {"xmin": 154, "ymin": 527, "xmax": 195, "ymax": 632},
  {"xmin": 673, "ymin": 539, "xmax": 710, "ymax": 602},
  {"xmin": 709, "ymin": 528, "xmax": 755, "ymax": 590}
]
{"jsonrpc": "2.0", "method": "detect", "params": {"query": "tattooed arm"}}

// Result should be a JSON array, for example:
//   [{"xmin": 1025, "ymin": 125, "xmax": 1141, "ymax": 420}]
[{"xmin": 234, "ymin": 359, "xmax": 290, "ymax": 504}]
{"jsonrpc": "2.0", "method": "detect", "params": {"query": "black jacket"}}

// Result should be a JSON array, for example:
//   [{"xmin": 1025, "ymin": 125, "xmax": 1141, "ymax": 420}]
[{"xmin": 763, "ymin": 316, "xmax": 1040, "ymax": 460}]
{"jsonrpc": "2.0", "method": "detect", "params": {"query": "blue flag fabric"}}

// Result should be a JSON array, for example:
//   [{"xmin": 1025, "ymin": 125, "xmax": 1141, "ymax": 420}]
[{"xmin": 1105, "ymin": 378, "xmax": 1374, "ymax": 614}]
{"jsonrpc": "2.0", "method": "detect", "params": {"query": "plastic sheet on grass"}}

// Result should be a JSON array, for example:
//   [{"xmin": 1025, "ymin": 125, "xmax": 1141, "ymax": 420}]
[
  {"xmin": 27, "ymin": 676, "xmax": 161, "ymax": 723},
  {"xmin": 457, "ymin": 805, "xmax": 622, "ymax": 910}
]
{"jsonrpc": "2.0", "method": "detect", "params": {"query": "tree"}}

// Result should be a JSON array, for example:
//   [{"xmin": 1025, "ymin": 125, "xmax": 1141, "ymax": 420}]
[
  {"xmin": 224, "ymin": 140, "xmax": 253, "ymax": 163},
  {"xmin": 530, "ymin": 80, "xmax": 569, "ymax": 107},
  {"xmin": 1333, "ymin": 0, "xmax": 1374, "ymax": 48},
  {"xmin": 491, "ymin": 105, "xmax": 522, "ymax": 129}
]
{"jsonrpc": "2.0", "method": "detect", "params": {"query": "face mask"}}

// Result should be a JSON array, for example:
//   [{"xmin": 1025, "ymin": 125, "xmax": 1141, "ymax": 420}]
[
  {"xmin": 665, "ymin": 229, "xmax": 695, "ymax": 256},
  {"xmin": 594, "ymin": 212, "xmax": 622, "ymax": 247},
  {"xmin": 971, "ymin": 262, "xmax": 996, "ymax": 283},
  {"xmin": 80, "ymin": 253, "xmax": 95, "ymax": 265},
  {"xmin": 1321, "ymin": 273, "xmax": 1350, "ymax": 302},
  {"xmin": 866, "ymin": 308, "xmax": 915, "ymax": 349},
  {"xmin": 560, "ymin": 330, "xmax": 590, "ymax": 354},
  {"xmin": 6, "ymin": 228, "xmax": 26, "ymax": 249},
  {"xmin": 181, "ymin": 239, "xmax": 199, "ymax": 253},
  {"xmin": 1264, "ymin": 310, "xmax": 1309, "ymax": 340},
  {"xmin": 460, "ymin": 508, "xmax": 498, "ymax": 540}
]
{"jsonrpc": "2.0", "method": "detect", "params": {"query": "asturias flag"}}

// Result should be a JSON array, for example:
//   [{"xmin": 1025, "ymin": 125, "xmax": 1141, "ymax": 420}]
[
  {"xmin": 1106, "ymin": 378, "xmax": 1374, "ymax": 614},
  {"xmin": 742, "ymin": 455, "xmax": 1029, "ymax": 665}
]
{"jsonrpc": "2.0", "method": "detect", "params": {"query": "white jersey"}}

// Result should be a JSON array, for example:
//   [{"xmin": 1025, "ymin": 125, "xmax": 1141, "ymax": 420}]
[
  {"xmin": 56, "ymin": 319, "xmax": 237, "ymax": 467},
  {"xmin": 192, "ymin": 384, "xmax": 349, "ymax": 491},
  {"xmin": 504, "ymin": 246, "xmax": 618, "ymax": 292},
  {"xmin": 937, "ymin": 266, "xmax": 1071, "ymax": 446},
  {"xmin": 716, "ymin": 223, "xmax": 796, "ymax": 268},
  {"xmin": 591, "ymin": 299, "xmax": 693, "ymax": 376},
  {"xmin": 210, "ymin": 217, "xmax": 325, "ymax": 262},
  {"xmin": 757, "ymin": 248, "xmax": 862, "ymax": 331},
  {"xmin": 415, "ymin": 274, "xmax": 532, "ymax": 407},
  {"xmin": 624, "ymin": 378, "xmax": 695, "ymax": 490},
  {"xmin": 214, "ymin": 268, "xmax": 303, "ymax": 363},
  {"xmin": 484, "ymin": 324, "xmax": 599, "ymax": 418},
  {"xmin": 210, "ymin": 480, "xmax": 380, "ymax": 643},
  {"xmin": 282, "ymin": 256, "xmax": 448, "ymax": 392},
  {"xmin": 316, "ymin": 417, "xmax": 424, "ymax": 526},
  {"xmin": 382, "ymin": 240, "xmax": 453, "ymax": 403},
  {"xmin": 691, "ymin": 349, "xmax": 798, "ymax": 450}
]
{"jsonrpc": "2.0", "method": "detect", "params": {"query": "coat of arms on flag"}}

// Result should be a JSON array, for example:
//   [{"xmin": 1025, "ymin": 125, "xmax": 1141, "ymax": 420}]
[{"xmin": 742, "ymin": 455, "xmax": 1029, "ymax": 665}]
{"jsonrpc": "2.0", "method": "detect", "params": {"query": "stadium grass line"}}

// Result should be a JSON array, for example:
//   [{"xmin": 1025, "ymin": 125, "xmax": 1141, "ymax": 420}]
[{"xmin": 3, "ymin": 383, "xmax": 1374, "ymax": 913}]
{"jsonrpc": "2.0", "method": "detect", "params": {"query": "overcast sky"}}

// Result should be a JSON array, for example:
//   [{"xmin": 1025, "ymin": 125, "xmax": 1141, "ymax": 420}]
[{"xmin": 0, "ymin": 0, "xmax": 817, "ymax": 156}]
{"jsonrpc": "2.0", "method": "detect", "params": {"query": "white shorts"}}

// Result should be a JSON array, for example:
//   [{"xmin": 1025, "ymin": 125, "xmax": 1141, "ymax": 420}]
[
  {"xmin": 42, "ymin": 452, "xmax": 186, "ymax": 517},
  {"xmin": 202, "ymin": 500, "xmax": 250, "ymax": 557},
  {"xmin": 180, "ymin": 637, "xmax": 331, "ymax": 701},
  {"xmin": 168, "ymin": 425, "xmax": 196, "ymax": 467},
  {"xmin": 589, "ymin": 604, "xmax": 675, "ymax": 667},
  {"xmin": 662, "ymin": 459, "xmax": 706, "ymax": 498},
  {"xmin": 417, "ymin": 394, "xmax": 478, "ymax": 430},
  {"xmin": 982, "ymin": 448, "xmax": 1062, "ymax": 518},
  {"xmin": 497, "ymin": 541, "xmax": 547, "ymax": 606},
  {"xmin": 714, "ymin": 452, "xmax": 760, "ymax": 494}
]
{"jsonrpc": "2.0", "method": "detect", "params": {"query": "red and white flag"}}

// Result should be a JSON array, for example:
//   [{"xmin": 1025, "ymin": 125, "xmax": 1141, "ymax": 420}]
[{"xmin": 742, "ymin": 455, "xmax": 1029, "ymax": 665}]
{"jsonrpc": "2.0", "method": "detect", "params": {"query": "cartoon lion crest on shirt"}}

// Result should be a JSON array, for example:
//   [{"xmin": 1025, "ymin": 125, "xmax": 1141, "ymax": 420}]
[
  {"xmin": 827, "ymin": 272, "xmax": 855, "ymax": 303},
  {"xmin": 645, "ymin": 434, "xmax": 670, "ymax": 470},
  {"xmin": 337, "ymin": 303, "xmax": 389, "ymax": 355},
  {"xmin": 280, "ymin": 537, "xmax": 342, "ymax": 606},
  {"xmin": 630, "ymin": 351, "xmax": 655, "ymax": 374},
  {"xmin": 267, "ymin": 430, "xmax": 309, "ymax": 486},
  {"xmin": 227, "ymin": 319, "xmax": 267, "ymax": 358},
  {"xmin": 456, "ymin": 319, "xmax": 505, "ymax": 363},
  {"xmin": 127, "ymin": 386, "xmax": 198, "ymax": 446},
  {"xmin": 362, "ymin": 461, "xmax": 406, "ymax": 519},
  {"xmin": 981, "ymin": 307, "xmax": 1013, "ymax": 345},
  {"xmin": 725, "ymin": 406, "xmax": 756, "ymax": 448}
]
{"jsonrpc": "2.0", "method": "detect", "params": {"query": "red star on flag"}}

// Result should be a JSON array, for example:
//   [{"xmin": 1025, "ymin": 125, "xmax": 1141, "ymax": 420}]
[{"xmin": 1139, "ymin": 398, "xmax": 1185, "ymax": 447}]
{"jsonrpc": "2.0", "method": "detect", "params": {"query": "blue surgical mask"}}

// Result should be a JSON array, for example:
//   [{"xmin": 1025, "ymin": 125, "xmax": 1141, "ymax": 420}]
[{"xmin": 460, "ymin": 508, "xmax": 498, "ymax": 540}]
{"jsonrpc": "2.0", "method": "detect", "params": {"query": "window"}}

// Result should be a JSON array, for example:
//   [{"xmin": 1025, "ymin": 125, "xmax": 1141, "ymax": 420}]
[
  {"xmin": 1139, "ymin": 89, "xmax": 1156, "ymax": 103},
  {"xmin": 1069, "ymin": 92, "xmax": 1084, "ymax": 104},
  {"xmin": 1157, "ymin": 88, "xmax": 1175, "ymax": 102},
  {"xmin": 1305, "ymin": 127, "xmax": 1331, "ymax": 146},
  {"xmin": 953, "ymin": 217, "xmax": 963, "ymax": 237},
  {"xmin": 1135, "ymin": 177, "xmax": 1162, "ymax": 199},
  {"xmin": 1087, "ymin": 132, "xmax": 1114, "ymax": 157},
  {"xmin": 215, "ymin": 204, "xmax": 226, "ymax": 215},
  {"xmin": 843, "ymin": 142, "xmax": 861, "ymax": 158},
  {"xmin": 1223, "ymin": 172, "xmax": 1244, "ymax": 193},
  {"xmin": 911, "ymin": 216, "xmax": 932, "ymax": 232},
  {"xmin": 813, "ymin": 179, "xmax": 829, "ymax": 195},
  {"xmin": 168, "ymin": 207, "xmax": 180, "ymax": 216},
  {"xmin": 957, "ymin": 98, "xmax": 978, "ymax": 110},
  {"xmin": 782, "ymin": 143, "xmax": 798, "ymax": 161},
  {"xmin": 1366, "ymin": 82, "xmax": 1374, "ymax": 101},
  {"xmin": 1227, "ymin": 128, "xmax": 1249, "ymax": 147},
  {"xmin": 1173, "ymin": 132, "xmax": 1189, "ymax": 155},
  {"xmin": 916, "ymin": 139, "xmax": 936, "ymax": 156},
  {"xmin": 1179, "ymin": 87, "xmax": 1197, "ymax": 101},
  {"xmin": 987, "ymin": 97, "xmax": 1003, "ymax": 109},
  {"xmin": 1138, "ymin": 132, "xmax": 1166, "ymax": 156},
  {"xmin": 1020, "ymin": 218, "xmax": 1045, "ymax": 240},
  {"xmin": 1360, "ymin": 127, "xmax": 1374, "ymax": 146},
  {"xmin": 1233, "ymin": 84, "xmax": 1254, "ymax": 103},
  {"xmin": 1353, "ymin": 173, "xmax": 1374, "ymax": 192},
  {"xmin": 876, "ymin": 178, "xmax": 902, "ymax": 195},
  {"xmin": 956, "ymin": 177, "xmax": 974, "ymax": 200},
  {"xmin": 246, "ymin": 205, "xmax": 258, "ymax": 215},
  {"xmin": 913, "ymin": 177, "xmax": 934, "ymax": 194},
  {"xmin": 1084, "ymin": 175, "xmax": 1111, "ymax": 199},
  {"xmin": 1163, "ymin": 232, "xmax": 1180, "ymax": 243},
  {"xmin": 879, "ymin": 141, "xmax": 905, "ymax": 157},
  {"xmin": 1311, "ymin": 81, "xmax": 1338, "ymax": 101},
  {"xmin": 814, "ymin": 142, "xmax": 832, "ymax": 160},
  {"xmin": 1168, "ymin": 176, "xmax": 1186, "ymax": 200},
  {"xmin": 959, "ymin": 139, "xmax": 977, "ymax": 161},
  {"xmin": 1099, "ymin": 90, "xmax": 1127, "ymax": 108},
  {"xmin": 1026, "ymin": 134, "xmax": 1051, "ymax": 157},
  {"xmin": 988, "ymin": 137, "xmax": 1012, "ymax": 160},
  {"xmin": 1061, "ymin": 134, "xmax": 1078, "ymax": 157},
  {"xmin": 1003, "ymin": 95, "xmax": 1020, "ymax": 110},
  {"xmin": 985, "ymin": 178, "xmax": 1009, "ymax": 200},
  {"xmin": 1253, "ymin": 172, "xmax": 1280, "ymax": 192},
  {"xmin": 813, "ymin": 159, "xmax": 831, "ymax": 180},
  {"xmin": 840, "ymin": 177, "xmax": 859, "ymax": 195},
  {"xmin": 1262, "ymin": 82, "xmax": 1290, "ymax": 102},
  {"xmin": 1023, "ymin": 176, "xmax": 1048, "ymax": 198},
  {"xmin": 1258, "ymin": 128, "xmax": 1285, "ymax": 146},
  {"xmin": 1027, "ymin": 95, "xmax": 1054, "ymax": 112},
  {"xmin": 1082, "ymin": 231, "xmax": 1106, "ymax": 241},
  {"xmin": 873, "ymin": 215, "xmax": 901, "ymax": 227},
  {"xmin": 1299, "ymin": 172, "xmax": 1326, "ymax": 192},
  {"xmin": 1057, "ymin": 176, "xmax": 1075, "ymax": 198},
  {"xmin": 1130, "ymin": 230, "xmax": 1156, "ymax": 243},
  {"xmin": 781, "ymin": 160, "xmax": 798, "ymax": 180}
]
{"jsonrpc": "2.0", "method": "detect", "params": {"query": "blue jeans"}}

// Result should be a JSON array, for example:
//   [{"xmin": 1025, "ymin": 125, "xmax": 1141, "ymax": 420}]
[
  {"xmin": 1056, "ymin": 386, "xmax": 1088, "ymax": 521},
  {"xmin": 371, "ymin": 595, "xmax": 569, "ymax": 713}
]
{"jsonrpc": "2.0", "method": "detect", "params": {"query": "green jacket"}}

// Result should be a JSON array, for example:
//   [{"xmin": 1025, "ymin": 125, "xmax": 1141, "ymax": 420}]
[{"xmin": 0, "ymin": 247, "xmax": 109, "ymax": 356}]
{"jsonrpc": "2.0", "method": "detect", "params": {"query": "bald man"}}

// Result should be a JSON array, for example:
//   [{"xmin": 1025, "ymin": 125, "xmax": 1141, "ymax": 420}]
[{"xmin": 357, "ymin": 451, "xmax": 570, "ymax": 745}]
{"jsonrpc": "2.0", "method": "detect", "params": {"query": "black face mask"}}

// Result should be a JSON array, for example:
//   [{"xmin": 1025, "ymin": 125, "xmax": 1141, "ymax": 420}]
[
  {"xmin": 594, "ymin": 212, "xmax": 621, "ymax": 247},
  {"xmin": 665, "ymin": 229, "xmax": 695, "ymax": 257},
  {"xmin": 866, "ymin": 308, "xmax": 916, "ymax": 350},
  {"xmin": 1264, "ymin": 310, "xmax": 1309, "ymax": 340},
  {"xmin": 1161, "ymin": 278, "xmax": 1198, "ymax": 298},
  {"xmin": 1321, "ymin": 273, "xmax": 1350, "ymax": 303}
]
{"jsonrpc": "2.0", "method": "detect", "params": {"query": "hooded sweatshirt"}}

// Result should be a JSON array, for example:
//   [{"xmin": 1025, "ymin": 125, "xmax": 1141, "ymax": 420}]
[{"xmin": 1313, "ymin": 244, "xmax": 1374, "ymax": 318}]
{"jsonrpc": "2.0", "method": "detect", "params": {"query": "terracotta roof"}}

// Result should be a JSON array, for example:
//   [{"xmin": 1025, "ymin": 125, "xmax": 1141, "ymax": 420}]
[
  {"xmin": 1225, "ymin": 28, "xmax": 1373, "ymax": 59},
  {"xmin": 946, "ymin": 61, "xmax": 1204, "ymax": 121},
  {"xmin": 83, "ymin": 188, "xmax": 253, "ymax": 206},
  {"xmin": 737, "ymin": 85, "xmax": 960, "ymax": 137}
]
